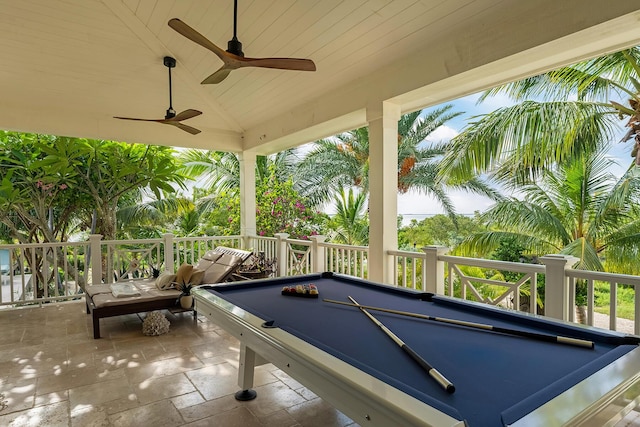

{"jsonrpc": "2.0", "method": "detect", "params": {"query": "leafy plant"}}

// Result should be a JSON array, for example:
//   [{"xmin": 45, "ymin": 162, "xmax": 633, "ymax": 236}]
[{"xmin": 176, "ymin": 281, "xmax": 192, "ymax": 294}]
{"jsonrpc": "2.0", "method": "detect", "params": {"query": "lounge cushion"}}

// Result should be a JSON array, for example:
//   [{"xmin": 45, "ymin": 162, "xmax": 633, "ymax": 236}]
[
  {"xmin": 195, "ymin": 258, "xmax": 221, "ymax": 284},
  {"xmin": 201, "ymin": 250, "xmax": 224, "ymax": 262},
  {"xmin": 91, "ymin": 280, "xmax": 180, "ymax": 308},
  {"xmin": 189, "ymin": 268, "xmax": 205, "ymax": 285},
  {"xmin": 196, "ymin": 253, "xmax": 244, "ymax": 284},
  {"xmin": 85, "ymin": 284, "xmax": 114, "ymax": 298}
]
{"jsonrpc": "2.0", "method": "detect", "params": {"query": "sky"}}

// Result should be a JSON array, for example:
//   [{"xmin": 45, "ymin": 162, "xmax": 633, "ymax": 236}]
[{"xmin": 395, "ymin": 91, "xmax": 634, "ymax": 225}]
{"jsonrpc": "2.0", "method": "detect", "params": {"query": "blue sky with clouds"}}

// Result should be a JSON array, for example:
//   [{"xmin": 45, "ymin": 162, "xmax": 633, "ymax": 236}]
[{"xmin": 397, "ymin": 91, "xmax": 635, "ymax": 224}]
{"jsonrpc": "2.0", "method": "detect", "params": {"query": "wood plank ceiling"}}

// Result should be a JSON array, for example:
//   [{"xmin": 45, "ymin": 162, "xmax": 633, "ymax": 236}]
[{"xmin": 1, "ymin": 0, "xmax": 639, "ymax": 153}]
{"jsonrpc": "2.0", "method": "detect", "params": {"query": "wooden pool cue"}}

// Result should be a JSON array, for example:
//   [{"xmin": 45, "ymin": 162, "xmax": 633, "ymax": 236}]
[
  {"xmin": 325, "ymin": 298, "xmax": 594, "ymax": 349},
  {"xmin": 347, "ymin": 296, "xmax": 455, "ymax": 394}
]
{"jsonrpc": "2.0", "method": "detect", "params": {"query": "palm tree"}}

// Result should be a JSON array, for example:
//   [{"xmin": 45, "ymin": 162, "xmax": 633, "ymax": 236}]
[
  {"xmin": 327, "ymin": 188, "xmax": 369, "ymax": 246},
  {"xmin": 178, "ymin": 148, "xmax": 301, "ymax": 196},
  {"xmin": 458, "ymin": 143, "xmax": 640, "ymax": 275},
  {"xmin": 440, "ymin": 48, "xmax": 640, "ymax": 183},
  {"xmin": 297, "ymin": 106, "xmax": 502, "ymax": 216}
]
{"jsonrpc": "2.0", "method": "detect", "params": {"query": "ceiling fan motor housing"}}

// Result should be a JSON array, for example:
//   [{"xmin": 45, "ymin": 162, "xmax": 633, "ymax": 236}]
[
  {"xmin": 227, "ymin": 37, "xmax": 244, "ymax": 56},
  {"xmin": 163, "ymin": 56, "xmax": 176, "ymax": 68}
]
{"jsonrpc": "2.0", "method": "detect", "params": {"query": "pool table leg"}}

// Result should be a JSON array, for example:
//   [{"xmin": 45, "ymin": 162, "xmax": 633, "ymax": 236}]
[{"xmin": 235, "ymin": 343, "xmax": 258, "ymax": 401}]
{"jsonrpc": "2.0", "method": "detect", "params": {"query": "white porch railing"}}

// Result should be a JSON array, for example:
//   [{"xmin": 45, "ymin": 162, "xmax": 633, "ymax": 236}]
[
  {"xmin": 566, "ymin": 268, "xmax": 640, "ymax": 334},
  {"xmin": 0, "ymin": 234, "xmax": 637, "ymax": 335},
  {"xmin": 0, "ymin": 240, "xmax": 90, "ymax": 305}
]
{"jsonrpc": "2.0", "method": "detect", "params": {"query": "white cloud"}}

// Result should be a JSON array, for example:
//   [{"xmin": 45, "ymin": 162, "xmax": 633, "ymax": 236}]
[{"xmin": 426, "ymin": 125, "xmax": 458, "ymax": 143}]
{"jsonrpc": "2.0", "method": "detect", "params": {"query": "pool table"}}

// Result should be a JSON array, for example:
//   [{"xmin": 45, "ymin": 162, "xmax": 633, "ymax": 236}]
[{"xmin": 193, "ymin": 272, "xmax": 640, "ymax": 427}]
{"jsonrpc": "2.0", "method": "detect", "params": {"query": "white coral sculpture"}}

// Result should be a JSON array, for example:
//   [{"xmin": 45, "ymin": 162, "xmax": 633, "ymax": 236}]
[{"xmin": 142, "ymin": 311, "xmax": 170, "ymax": 336}]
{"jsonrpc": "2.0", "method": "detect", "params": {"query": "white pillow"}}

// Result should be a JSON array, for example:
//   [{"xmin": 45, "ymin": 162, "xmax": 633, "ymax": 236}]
[{"xmin": 155, "ymin": 272, "xmax": 177, "ymax": 290}]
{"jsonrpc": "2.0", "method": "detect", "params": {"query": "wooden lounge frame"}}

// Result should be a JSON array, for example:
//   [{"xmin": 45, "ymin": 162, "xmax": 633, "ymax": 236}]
[{"xmin": 85, "ymin": 246, "xmax": 252, "ymax": 338}]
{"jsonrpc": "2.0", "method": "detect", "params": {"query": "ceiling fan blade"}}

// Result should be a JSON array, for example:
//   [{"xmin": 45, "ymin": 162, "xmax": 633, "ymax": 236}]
[
  {"xmin": 200, "ymin": 57, "xmax": 315, "ymax": 84},
  {"xmin": 169, "ymin": 122, "xmax": 202, "ymax": 135},
  {"xmin": 239, "ymin": 57, "xmax": 316, "ymax": 72},
  {"xmin": 114, "ymin": 116, "xmax": 162, "ymax": 123},
  {"xmin": 201, "ymin": 67, "xmax": 233, "ymax": 84},
  {"xmin": 169, "ymin": 18, "xmax": 228, "ymax": 62},
  {"xmin": 170, "ymin": 109, "xmax": 202, "ymax": 121}
]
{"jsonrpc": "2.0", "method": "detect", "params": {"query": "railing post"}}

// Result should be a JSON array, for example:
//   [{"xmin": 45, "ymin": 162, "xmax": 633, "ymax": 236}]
[
  {"xmin": 540, "ymin": 254, "xmax": 579, "ymax": 321},
  {"xmin": 309, "ymin": 235, "xmax": 327, "ymax": 273},
  {"xmin": 423, "ymin": 246, "xmax": 449, "ymax": 295},
  {"xmin": 89, "ymin": 234, "xmax": 103, "ymax": 286},
  {"xmin": 274, "ymin": 233, "xmax": 290, "ymax": 277},
  {"xmin": 163, "ymin": 233, "xmax": 175, "ymax": 273}
]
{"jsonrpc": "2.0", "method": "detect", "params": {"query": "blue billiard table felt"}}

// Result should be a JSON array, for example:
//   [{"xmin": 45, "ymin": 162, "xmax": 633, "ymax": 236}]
[{"xmin": 205, "ymin": 275, "xmax": 636, "ymax": 426}]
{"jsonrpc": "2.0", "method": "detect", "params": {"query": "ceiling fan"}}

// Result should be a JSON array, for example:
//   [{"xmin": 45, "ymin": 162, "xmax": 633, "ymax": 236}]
[
  {"xmin": 168, "ymin": 0, "xmax": 316, "ymax": 84},
  {"xmin": 114, "ymin": 56, "xmax": 202, "ymax": 135}
]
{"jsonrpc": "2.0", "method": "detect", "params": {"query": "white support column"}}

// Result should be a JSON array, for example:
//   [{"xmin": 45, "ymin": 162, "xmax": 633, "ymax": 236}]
[
  {"xmin": 239, "ymin": 150, "xmax": 257, "ymax": 242},
  {"xmin": 540, "ymin": 254, "xmax": 579, "ymax": 321},
  {"xmin": 367, "ymin": 101, "xmax": 401, "ymax": 284},
  {"xmin": 423, "ymin": 246, "xmax": 449, "ymax": 295}
]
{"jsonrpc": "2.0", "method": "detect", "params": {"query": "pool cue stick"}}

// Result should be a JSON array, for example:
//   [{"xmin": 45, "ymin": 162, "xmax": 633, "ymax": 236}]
[
  {"xmin": 347, "ymin": 296, "xmax": 455, "ymax": 394},
  {"xmin": 325, "ymin": 298, "xmax": 594, "ymax": 349}
]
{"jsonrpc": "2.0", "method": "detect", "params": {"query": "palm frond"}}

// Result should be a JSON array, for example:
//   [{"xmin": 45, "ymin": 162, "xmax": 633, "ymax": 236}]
[{"xmin": 440, "ymin": 101, "xmax": 617, "ymax": 182}]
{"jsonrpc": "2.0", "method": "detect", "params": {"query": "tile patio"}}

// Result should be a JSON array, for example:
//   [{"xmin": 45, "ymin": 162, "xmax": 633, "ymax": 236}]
[{"xmin": 0, "ymin": 300, "xmax": 358, "ymax": 426}]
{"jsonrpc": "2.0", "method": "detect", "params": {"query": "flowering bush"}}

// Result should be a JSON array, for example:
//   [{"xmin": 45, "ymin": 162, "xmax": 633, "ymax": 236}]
[
  {"xmin": 204, "ymin": 177, "xmax": 326, "ymax": 239},
  {"xmin": 255, "ymin": 177, "xmax": 324, "ymax": 240}
]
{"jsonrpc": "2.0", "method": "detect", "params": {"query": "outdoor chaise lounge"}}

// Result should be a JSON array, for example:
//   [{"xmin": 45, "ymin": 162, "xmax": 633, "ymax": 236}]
[{"xmin": 85, "ymin": 246, "xmax": 252, "ymax": 338}]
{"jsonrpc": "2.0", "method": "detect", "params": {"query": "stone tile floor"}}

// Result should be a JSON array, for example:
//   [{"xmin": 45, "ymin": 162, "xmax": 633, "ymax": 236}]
[
  {"xmin": 0, "ymin": 301, "xmax": 358, "ymax": 427},
  {"xmin": 0, "ymin": 300, "xmax": 638, "ymax": 427}
]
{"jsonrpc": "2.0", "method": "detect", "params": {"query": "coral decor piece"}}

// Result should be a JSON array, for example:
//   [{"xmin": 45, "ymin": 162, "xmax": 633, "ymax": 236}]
[{"xmin": 142, "ymin": 311, "xmax": 170, "ymax": 336}]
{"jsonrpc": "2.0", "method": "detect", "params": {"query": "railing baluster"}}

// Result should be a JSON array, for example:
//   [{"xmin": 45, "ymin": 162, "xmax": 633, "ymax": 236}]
[
  {"xmin": 530, "ymin": 273, "xmax": 537, "ymax": 314},
  {"xmin": 568, "ymin": 277, "xmax": 576, "ymax": 323},
  {"xmin": 635, "ymin": 286, "xmax": 640, "ymax": 335},
  {"xmin": 587, "ymin": 279, "xmax": 594, "ymax": 326},
  {"xmin": 411, "ymin": 258, "xmax": 417, "ymax": 290},
  {"xmin": 610, "ymin": 282, "xmax": 618, "ymax": 331},
  {"xmin": 401, "ymin": 257, "xmax": 407, "ymax": 288},
  {"xmin": 393, "ymin": 256, "xmax": 398, "ymax": 286}
]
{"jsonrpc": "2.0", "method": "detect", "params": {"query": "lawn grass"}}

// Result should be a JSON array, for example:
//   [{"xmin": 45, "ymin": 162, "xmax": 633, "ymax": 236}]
[{"xmin": 594, "ymin": 283, "xmax": 636, "ymax": 320}]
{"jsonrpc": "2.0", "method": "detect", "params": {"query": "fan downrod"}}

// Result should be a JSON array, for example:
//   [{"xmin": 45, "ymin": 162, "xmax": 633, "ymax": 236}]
[
  {"xmin": 226, "ymin": 0, "xmax": 244, "ymax": 56},
  {"xmin": 164, "ymin": 56, "xmax": 177, "ymax": 119}
]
